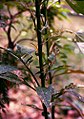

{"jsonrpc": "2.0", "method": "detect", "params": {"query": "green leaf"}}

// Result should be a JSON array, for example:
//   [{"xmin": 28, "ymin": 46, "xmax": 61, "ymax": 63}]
[
  {"xmin": 52, "ymin": 65, "xmax": 69, "ymax": 72},
  {"xmin": 50, "ymin": 65, "xmax": 69, "ymax": 76},
  {"xmin": 36, "ymin": 85, "xmax": 54, "ymax": 107},
  {"xmin": 66, "ymin": 0, "xmax": 84, "ymax": 15},
  {"xmin": 0, "ymin": 64, "xmax": 17, "ymax": 74}
]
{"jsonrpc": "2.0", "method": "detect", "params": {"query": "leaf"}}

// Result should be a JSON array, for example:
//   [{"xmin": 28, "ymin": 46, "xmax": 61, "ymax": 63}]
[
  {"xmin": 16, "ymin": 44, "xmax": 35, "ymax": 55},
  {"xmin": 63, "ymin": 44, "xmax": 73, "ymax": 52},
  {"xmin": 50, "ymin": 65, "xmax": 69, "ymax": 76},
  {"xmin": 65, "ymin": 0, "xmax": 84, "ymax": 15},
  {"xmin": 36, "ymin": 85, "xmax": 54, "ymax": 107},
  {"xmin": 64, "ymin": 83, "xmax": 84, "ymax": 103},
  {"xmin": 0, "ymin": 72, "xmax": 22, "ymax": 84},
  {"xmin": 63, "ymin": 95, "xmax": 84, "ymax": 119},
  {"xmin": 0, "ymin": 64, "xmax": 17, "ymax": 74},
  {"xmin": 67, "ymin": 89, "xmax": 84, "ymax": 103},
  {"xmin": 21, "ymin": 55, "xmax": 33, "ymax": 64},
  {"xmin": 60, "ymin": 52, "xmax": 67, "ymax": 59},
  {"xmin": 52, "ymin": 65, "xmax": 67, "ymax": 71},
  {"xmin": 76, "ymin": 31, "xmax": 84, "ymax": 42},
  {"xmin": 76, "ymin": 42, "xmax": 84, "ymax": 54}
]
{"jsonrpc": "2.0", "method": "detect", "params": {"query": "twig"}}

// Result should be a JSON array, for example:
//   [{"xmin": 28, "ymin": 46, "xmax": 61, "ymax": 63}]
[
  {"xmin": 22, "ymin": 104, "xmax": 43, "ymax": 111},
  {"xmin": 54, "ymin": 69, "xmax": 84, "ymax": 77}
]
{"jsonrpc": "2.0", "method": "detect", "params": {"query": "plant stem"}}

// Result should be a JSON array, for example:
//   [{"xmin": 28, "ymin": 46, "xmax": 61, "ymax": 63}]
[
  {"xmin": 4, "ymin": 21, "xmax": 14, "ymax": 49},
  {"xmin": 51, "ymin": 106, "xmax": 55, "ymax": 119},
  {"xmin": 43, "ymin": 2, "xmax": 52, "ymax": 84},
  {"xmin": 7, "ymin": 6, "xmax": 14, "ymax": 49},
  {"xmin": 7, "ymin": 25, "xmax": 14, "ymax": 49},
  {"xmin": 35, "ymin": 0, "xmax": 45, "ymax": 87},
  {"xmin": 42, "ymin": 103, "xmax": 49, "ymax": 119},
  {"xmin": 35, "ymin": 1, "xmax": 48, "ymax": 119},
  {"xmin": 43, "ymin": 2, "xmax": 55, "ymax": 119}
]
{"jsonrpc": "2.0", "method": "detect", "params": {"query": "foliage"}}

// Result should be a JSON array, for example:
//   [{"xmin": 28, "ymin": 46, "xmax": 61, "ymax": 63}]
[
  {"xmin": 0, "ymin": 0, "xmax": 84, "ymax": 119},
  {"xmin": 65, "ymin": 0, "xmax": 84, "ymax": 15}
]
